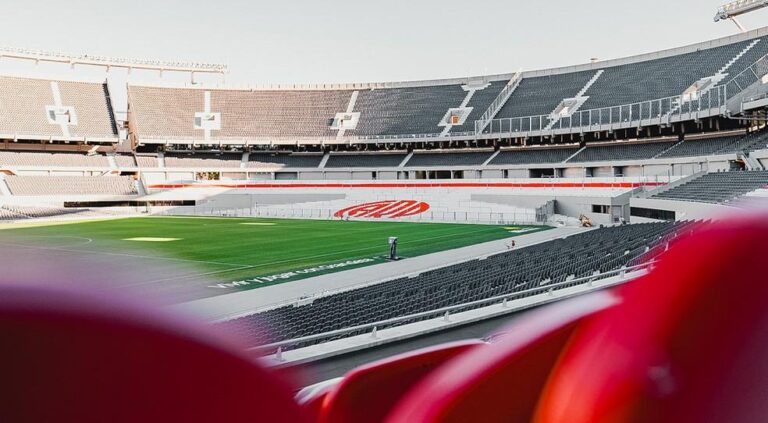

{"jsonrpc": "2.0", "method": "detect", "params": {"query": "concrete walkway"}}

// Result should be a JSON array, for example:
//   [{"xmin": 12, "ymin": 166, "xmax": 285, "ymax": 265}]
[{"xmin": 173, "ymin": 226, "xmax": 587, "ymax": 321}]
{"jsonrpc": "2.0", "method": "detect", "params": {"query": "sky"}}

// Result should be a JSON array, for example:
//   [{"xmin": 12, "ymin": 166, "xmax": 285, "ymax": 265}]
[{"xmin": 2, "ymin": 0, "xmax": 768, "ymax": 86}]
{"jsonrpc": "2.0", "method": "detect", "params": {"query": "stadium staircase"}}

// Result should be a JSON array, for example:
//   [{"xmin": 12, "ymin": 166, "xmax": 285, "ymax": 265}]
[
  {"xmin": 636, "ymin": 171, "xmax": 707, "ymax": 198},
  {"xmin": 0, "ymin": 176, "xmax": 11, "ymax": 196},
  {"xmin": 398, "ymin": 152, "xmax": 414, "ymax": 168},
  {"xmin": 664, "ymin": 39, "xmax": 761, "ymax": 120},
  {"xmin": 336, "ymin": 91, "xmax": 360, "ymax": 140},
  {"xmin": 440, "ymin": 88, "xmax": 477, "ymax": 137},
  {"xmin": 741, "ymin": 152, "xmax": 764, "ymax": 170},
  {"xmin": 562, "ymin": 146, "xmax": 587, "ymax": 163},
  {"xmin": 482, "ymin": 150, "xmax": 500, "ymax": 166},
  {"xmin": 318, "ymin": 153, "xmax": 331, "ymax": 169},
  {"xmin": 106, "ymin": 155, "xmax": 118, "ymax": 170},
  {"xmin": 652, "ymin": 139, "xmax": 685, "ymax": 158},
  {"xmin": 475, "ymin": 71, "xmax": 522, "ymax": 134},
  {"xmin": 544, "ymin": 70, "xmax": 604, "ymax": 131}
]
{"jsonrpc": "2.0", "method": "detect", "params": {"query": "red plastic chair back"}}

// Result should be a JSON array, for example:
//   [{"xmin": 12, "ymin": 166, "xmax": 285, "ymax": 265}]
[
  {"xmin": 386, "ymin": 292, "xmax": 619, "ymax": 423},
  {"xmin": 320, "ymin": 340, "xmax": 484, "ymax": 423},
  {"xmin": 534, "ymin": 215, "xmax": 768, "ymax": 423},
  {"xmin": 0, "ymin": 286, "xmax": 308, "ymax": 423}
]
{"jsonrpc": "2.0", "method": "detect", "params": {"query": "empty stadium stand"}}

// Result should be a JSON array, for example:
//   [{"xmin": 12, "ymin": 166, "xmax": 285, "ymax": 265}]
[
  {"xmin": 0, "ymin": 76, "xmax": 116, "ymax": 140},
  {"xmin": 652, "ymin": 170, "xmax": 768, "ymax": 204},
  {"xmin": 4, "ymin": 176, "xmax": 138, "ymax": 196},
  {"xmin": 117, "ymin": 30, "xmax": 768, "ymax": 146},
  {"xmin": 495, "ymin": 71, "xmax": 596, "ymax": 119},
  {"xmin": 569, "ymin": 141, "xmax": 677, "ymax": 163},
  {"xmin": 0, "ymin": 205, "xmax": 129, "ymax": 220},
  {"xmin": 129, "ymin": 86, "xmax": 354, "ymax": 140},
  {"xmin": 352, "ymin": 85, "xmax": 467, "ymax": 137},
  {"xmin": 657, "ymin": 135, "xmax": 743, "ymax": 158},
  {"xmin": 0, "ymin": 151, "xmax": 110, "ymax": 167},
  {"xmin": 248, "ymin": 153, "xmax": 324, "ymax": 168},
  {"xmin": 220, "ymin": 223, "xmax": 678, "ymax": 350},
  {"xmin": 582, "ymin": 39, "xmax": 768, "ymax": 110},
  {"xmin": 490, "ymin": 147, "xmax": 579, "ymax": 165},
  {"xmin": 448, "ymin": 82, "xmax": 506, "ymax": 133}
]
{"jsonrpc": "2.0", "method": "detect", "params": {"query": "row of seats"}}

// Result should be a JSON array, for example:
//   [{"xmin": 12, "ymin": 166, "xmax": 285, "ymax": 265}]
[
  {"xmin": 569, "ymin": 141, "xmax": 676, "ymax": 163},
  {"xmin": 4, "ymin": 176, "xmax": 138, "ymax": 196},
  {"xmin": 0, "ymin": 151, "xmax": 110, "ymax": 167},
  {"xmin": 219, "ymin": 222, "xmax": 680, "ymax": 350},
  {"xmin": 653, "ymin": 170, "xmax": 768, "ymax": 204},
  {"xmin": 1, "ymin": 128, "xmax": 764, "ymax": 170}
]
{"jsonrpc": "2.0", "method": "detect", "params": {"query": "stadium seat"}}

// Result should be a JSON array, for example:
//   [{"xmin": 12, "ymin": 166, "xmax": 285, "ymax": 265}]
[
  {"xmin": 318, "ymin": 340, "xmax": 485, "ymax": 423},
  {"xmin": 0, "ymin": 285, "xmax": 308, "ymax": 423},
  {"xmin": 296, "ymin": 377, "xmax": 343, "ymax": 421},
  {"xmin": 384, "ymin": 292, "xmax": 619, "ymax": 423},
  {"xmin": 533, "ymin": 213, "xmax": 768, "ymax": 423}
]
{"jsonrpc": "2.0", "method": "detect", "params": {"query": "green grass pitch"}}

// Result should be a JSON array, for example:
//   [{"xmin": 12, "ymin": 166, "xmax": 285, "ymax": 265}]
[{"xmin": 0, "ymin": 216, "xmax": 549, "ymax": 293}]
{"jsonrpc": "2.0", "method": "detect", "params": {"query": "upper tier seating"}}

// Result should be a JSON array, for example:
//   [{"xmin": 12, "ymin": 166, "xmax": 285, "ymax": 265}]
[
  {"xmin": 164, "ymin": 152, "xmax": 244, "ymax": 168},
  {"xmin": 219, "ymin": 223, "xmax": 677, "ymax": 350},
  {"xmin": 495, "ymin": 71, "xmax": 596, "ymax": 119},
  {"xmin": 569, "ymin": 141, "xmax": 676, "ymax": 163},
  {"xmin": 351, "ymin": 84, "xmax": 467, "ymax": 136},
  {"xmin": 490, "ymin": 147, "xmax": 579, "ymax": 165},
  {"xmin": 124, "ymin": 34, "xmax": 768, "ymax": 141},
  {"xmin": 129, "ymin": 86, "xmax": 353, "ymax": 140},
  {"xmin": 653, "ymin": 170, "xmax": 768, "ymax": 204},
  {"xmin": 582, "ymin": 39, "xmax": 768, "ymax": 110},
  {"xmin": 0, "ymin": 151, "xmax": 109, "ymax": 167},
  {"xmin": 325, "ymin": 153, "xmax": 407, "ymax": 168},
  {"xmin": 0, "ymin": 76, "xmax": 116, "ymax": 139},
  {"xmin": 5, "ymin": 176, "xmax": 138, "ymax": 196},
  {"xmin": 406, "ymin": 151, "xmax": 493, "ymax": 167},
  {"xmin": 448, "ymin": 82, "xmax": 506, "ymax": 133}
]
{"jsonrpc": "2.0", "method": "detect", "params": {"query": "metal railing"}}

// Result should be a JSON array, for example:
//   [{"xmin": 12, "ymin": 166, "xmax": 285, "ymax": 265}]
[
  {"xmin": 478, "ymin": 53, "xmax": 768, "ymax": 139},
  {"xmin": 247, "ymin": 261, "xmax": 655, "ymax": 357},
  {"xmin": 475, "ymin": 71, "xmax": 524, "ymax": 133},
  {"xmin": 725, "ymin": 53, "xmax": 768, "ymax": 97},
  {"xmin": 477, "ymin": 84, "xmax": 730, "ymax": 137}
]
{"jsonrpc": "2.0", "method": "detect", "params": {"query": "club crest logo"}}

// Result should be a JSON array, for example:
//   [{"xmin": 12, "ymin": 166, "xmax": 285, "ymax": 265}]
[{"xmin": 334, "ymin": 200, "xmax": 430, "ymax": 219}]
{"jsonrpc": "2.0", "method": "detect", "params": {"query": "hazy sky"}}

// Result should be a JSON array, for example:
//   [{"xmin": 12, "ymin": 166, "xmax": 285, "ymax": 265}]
[{"xmin": 3, "ymin": 0, "xmax": 768, "ymax": 85}]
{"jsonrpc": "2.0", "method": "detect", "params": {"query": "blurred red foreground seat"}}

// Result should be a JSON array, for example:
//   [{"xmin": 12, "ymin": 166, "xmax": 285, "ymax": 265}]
[
  {"xmin": 534, "ymin": 214, "xmax": 768, "ymax": 423},
  {"xmin": 318, "ymin": 340, "xmax": 484, "ymax": 423},
  {"xmin": 385, "ymin": 292, "xmax": 619, "ymax": 423},
  {"xmin": 0, "ymin": 286, "xmax": 308, "ymax": 423}
]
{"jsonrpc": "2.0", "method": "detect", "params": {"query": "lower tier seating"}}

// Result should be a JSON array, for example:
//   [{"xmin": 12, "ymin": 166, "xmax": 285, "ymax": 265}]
[
  {"xmin": 652, "ymin": 170, "xmax": 768, "ymax": 204},
  {"xmin": 219, "ymin": 222, "xmax": 681, "ymax": 350}
]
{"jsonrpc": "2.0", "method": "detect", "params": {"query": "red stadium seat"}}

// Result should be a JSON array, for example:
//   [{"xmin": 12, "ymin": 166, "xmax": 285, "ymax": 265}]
[
  {"xmin": 319, "ymin": 340, "xmax": 484, "ymax": 423},
  {"xmin": 0, "ymin": 285, "xmax": 308, "ymax": 423},
  {"xmin": 296, "ymin": 377, "xmax": 342, "ymax": 421},
  {"xmin": 385, "ymin": 292, "xmax": 619, "ymax": 423},
  {"xmin": 534, "ymin": 214, "xmax": 768, "ymax": 423}
]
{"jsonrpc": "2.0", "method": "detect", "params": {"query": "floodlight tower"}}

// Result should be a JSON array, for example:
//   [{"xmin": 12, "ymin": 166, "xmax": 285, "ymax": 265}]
[{"xmin": 715, "ymin": 0, "xmax": 768, "ymax": 33}]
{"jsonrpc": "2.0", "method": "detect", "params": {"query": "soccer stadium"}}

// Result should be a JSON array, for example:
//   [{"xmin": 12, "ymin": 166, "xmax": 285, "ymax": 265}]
[{"xmin": 3, "ymin": 1, "xmax": 768, "ymax": 421}]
